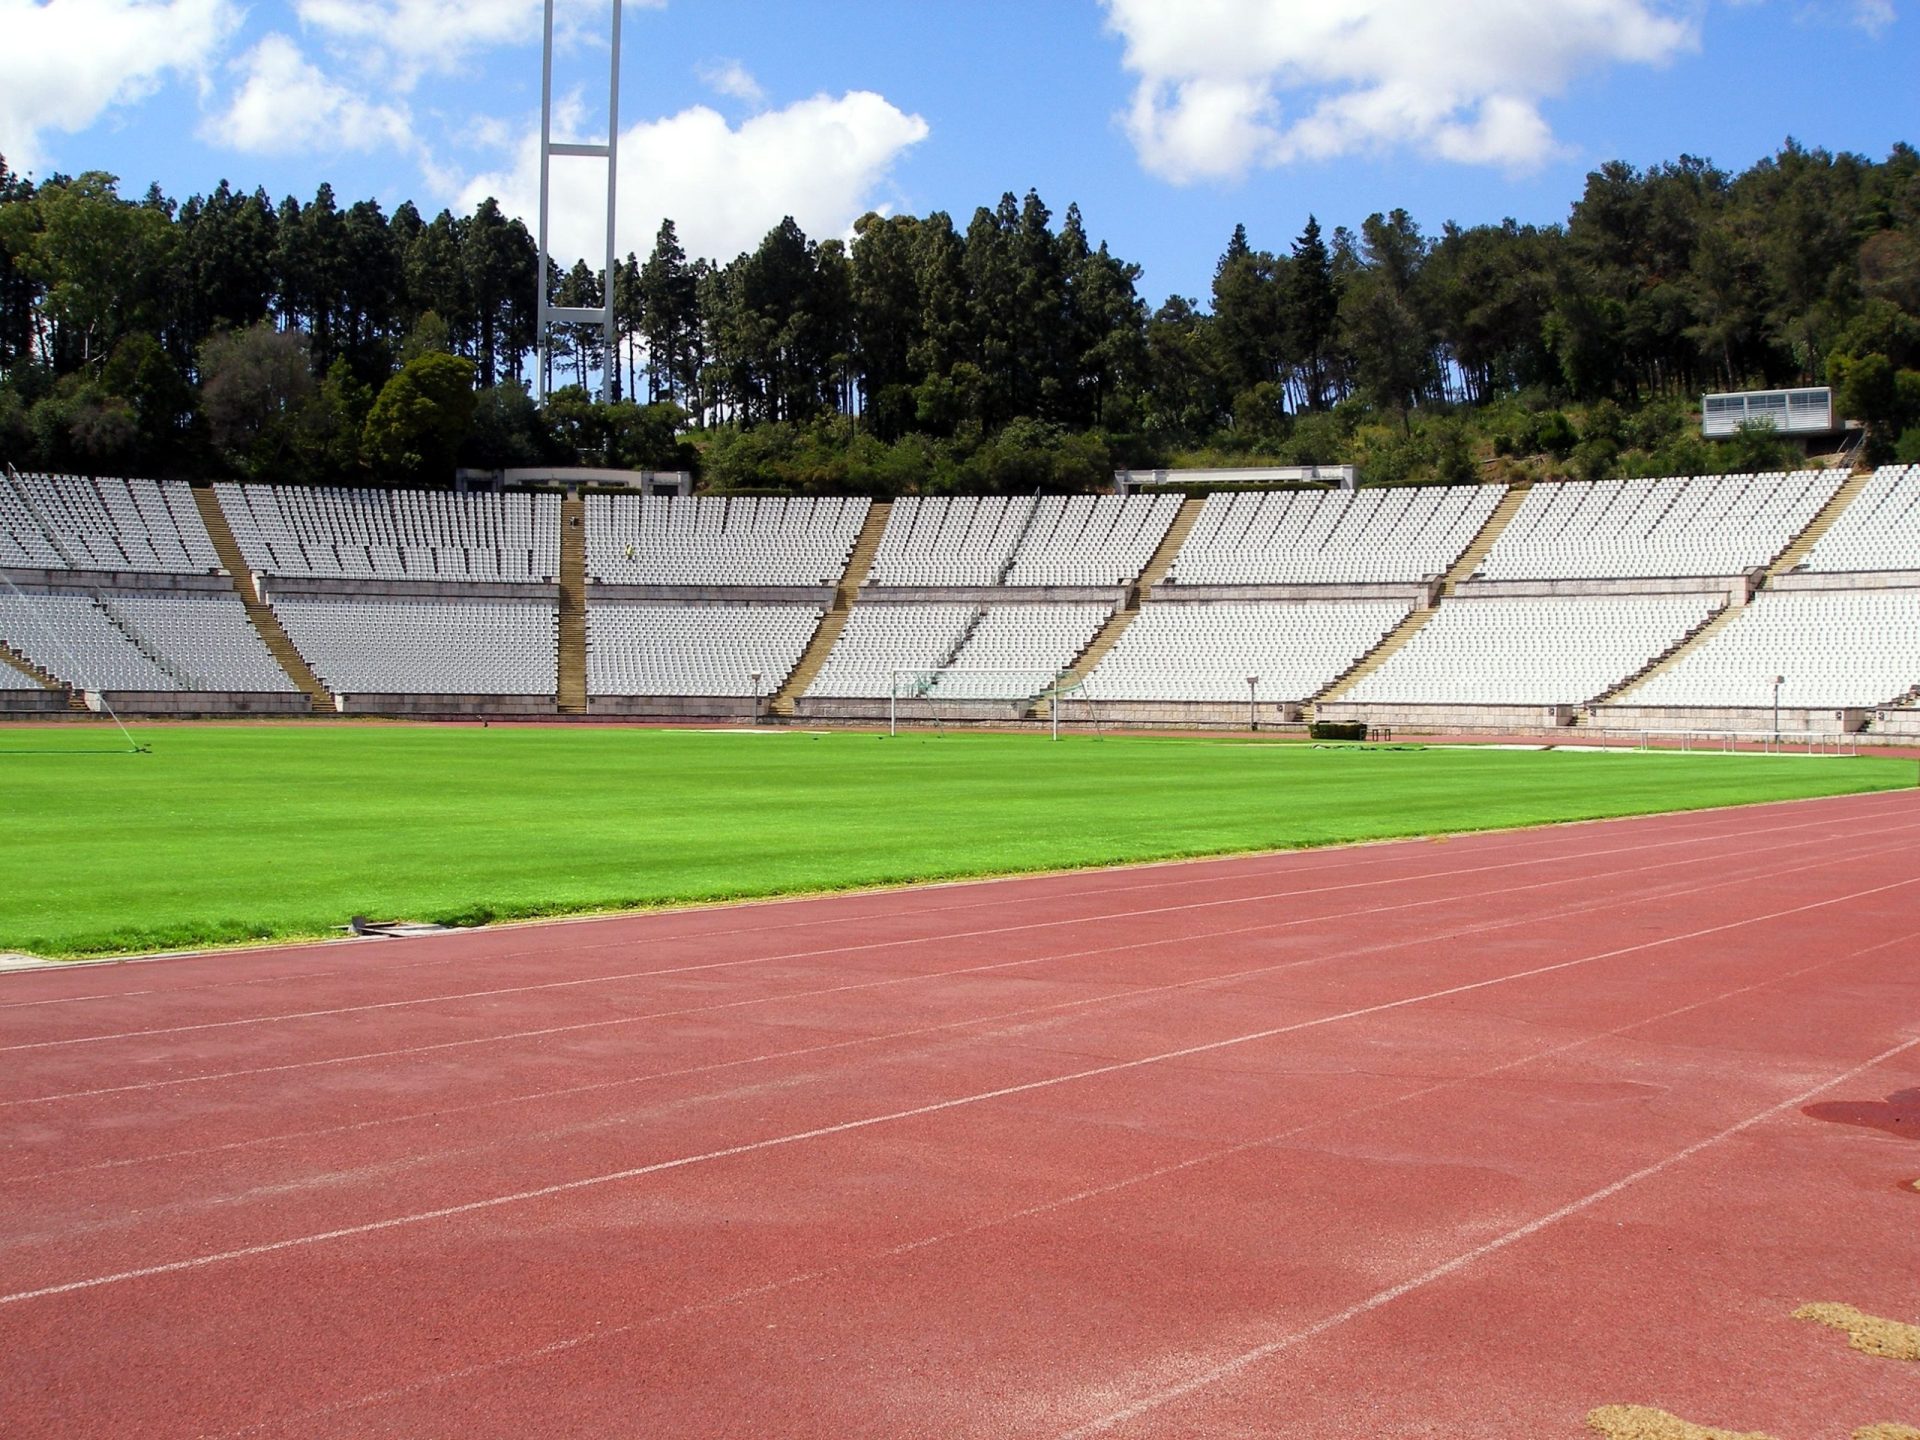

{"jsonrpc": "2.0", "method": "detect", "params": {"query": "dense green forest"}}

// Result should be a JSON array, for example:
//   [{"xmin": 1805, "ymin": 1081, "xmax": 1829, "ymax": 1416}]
[{"xmin": 1, "ymin": 140, "xmax": 1916, "ymax": 493}]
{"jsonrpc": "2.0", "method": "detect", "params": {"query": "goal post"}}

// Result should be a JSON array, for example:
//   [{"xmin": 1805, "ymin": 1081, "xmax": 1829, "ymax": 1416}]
[{"xmin": 886, "ymin": 667, "xmax": 1099, "ymax": 738}]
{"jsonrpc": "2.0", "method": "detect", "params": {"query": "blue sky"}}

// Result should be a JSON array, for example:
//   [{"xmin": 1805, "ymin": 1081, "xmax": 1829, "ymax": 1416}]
[{"xmin": 1, "ymin": 0, "xmax": 1913, "ymax": 305}]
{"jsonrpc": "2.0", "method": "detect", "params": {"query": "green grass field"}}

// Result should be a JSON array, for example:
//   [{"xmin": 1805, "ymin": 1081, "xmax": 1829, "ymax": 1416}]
[{"xmin": 0, "ymin": 724, "xmax": 1911, "ymax": 958}]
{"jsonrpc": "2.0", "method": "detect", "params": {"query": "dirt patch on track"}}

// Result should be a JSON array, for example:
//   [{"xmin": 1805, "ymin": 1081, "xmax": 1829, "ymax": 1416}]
[
  {"xmin": 1794, "ymin": 1303, "xmax": 1920, "ymax": 1361},
  {"xmin": 1588, "ymin": 1405, "xmax": 1776, "ymax": 1439}
]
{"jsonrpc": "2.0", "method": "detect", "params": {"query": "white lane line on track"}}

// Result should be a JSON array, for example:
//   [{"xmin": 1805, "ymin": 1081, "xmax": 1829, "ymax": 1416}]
[
  {"xmin": 1052, "ymin": 1028, "xmax": 1920, "ymax": 1439},
  {"xmin": 8, "ymin": 831, "xmax": 1869, "ymax": 1188},
  {"xmin": 8, "ymin": 813, "xmax": 1912, "ymax": 1113},
  {"xmin": 197, "ymin": 924, "xmax": 1920, "ymax": 1440},
  {"xmin": 7, "ymin": 786, "xmax": 1907, "ymax": 1013},
  {"xmin": 7, "ymin": 799, "xmax": 1905, "ymax": 1053},
  {"xmin": 6, "ymin": 833, "xmax": 1894, "ymax": 1234},
  {"xmin": 4, "ymin": 869, "xmax": 1915, "ymax": 1309}
]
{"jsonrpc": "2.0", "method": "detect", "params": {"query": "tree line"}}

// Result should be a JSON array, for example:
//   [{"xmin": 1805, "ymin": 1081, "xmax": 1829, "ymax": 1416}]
[{"xmin": 0, "ymin": 138, "xmax": 1916, "ymax": 491}]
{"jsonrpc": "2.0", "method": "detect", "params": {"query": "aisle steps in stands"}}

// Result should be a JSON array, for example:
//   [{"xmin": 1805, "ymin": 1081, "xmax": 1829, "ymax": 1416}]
[
  {"xmin": 771, "ymin": 501, "xmax": 892, "ymax": 717},
  {"xmin": 556, "ymin": 493, "xmax": 588, "ymax": 714},
  {"xmin": 1598, "ymin": 465, "xmax": 1879, "ymax": 710},
  {"xmin": 1765, "ymin": 465, "xmax": 1875, "ymax": 577},
  {"xmin": 2, "ymin": 642, "xmax": 66, "ymax": 695},
  {"xmin": 92, "ymin": 594, "xmax": 194, "ymax": 688},
  {"xmin": 1587, "ymin": 603, "xmax": 1738, "ymax": 707},
  {"xmin": 1441, "ymin": 481, "xmax": 1531, "ymax": 588},
  {"xmin": 190, "ymin": 486, "xmax": 332, "ymax": 711},
  {"xmin": 1037, "ymin": 495, "xmax": 1207, "ymax": 717},
  {"xmin": 1313, "ymin": 483, "xmax": 1531, "ymax": 710}
]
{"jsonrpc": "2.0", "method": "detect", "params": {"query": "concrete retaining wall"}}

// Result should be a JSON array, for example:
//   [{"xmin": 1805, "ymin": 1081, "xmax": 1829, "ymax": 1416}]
[
  {"xmin": 86, "ymin": 690, "xmax": 312, "ymax": 716},
  {"xmin": 586, "ymin": 584, "xmax": 835, "ymax": 606},
  {"xmin": 1081, "ymin": 700, "xmax": 1304, "ymax": 728},
  {"xmin": 793, "ymin": 696, "xmax": 1031, "ymax": 723},
  {"xmin": 1454, "ymin": 577, "xmax": 1749, "ymax": 601},
  {"xmin": 1593, "ymin": 704, "xmax": 1870, "ymax": 734},
  {"xmin": 1317, "ymin": 702, "xmax": 1577, "ymax": 730},
  {"xmin": 0, "ymin": 689, "xmax": 66, "ymax": 713},
  {"xmin": 258, "ymin": 577, "xmax": 559, "ymax": 603},
  {"xmin": 334, "ymin": 694, "xmax": 556, "ymax": 717},
  {"xmin": 1151, "ymin": 582, "xmax": 1429, "ymax": 603},
  {"xmin": 588, "ymin": 695, "xmax": 761, "ymax": 720},
  {"xmin": 1766, "ymin": 570, "xmax": 1920, "ymax": 593},
  {"xmin": 858, "ymin": 586, "xmax": 1128, "ymax": 605},
  {"xmin": 2, "ymin": 568, "xmax": 232, "ymax": 594}
]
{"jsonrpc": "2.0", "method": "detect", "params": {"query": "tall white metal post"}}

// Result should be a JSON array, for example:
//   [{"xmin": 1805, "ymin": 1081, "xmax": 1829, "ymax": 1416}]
[{"xmin": 537, "ymin": 0, "xmax": 622, "ymax": 404}]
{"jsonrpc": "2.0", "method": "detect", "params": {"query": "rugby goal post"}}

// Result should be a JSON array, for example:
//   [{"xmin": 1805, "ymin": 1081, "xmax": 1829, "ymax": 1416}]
[{"xmin": 887, "ymin": 667, "xmax": 1101, "ymax": 739}]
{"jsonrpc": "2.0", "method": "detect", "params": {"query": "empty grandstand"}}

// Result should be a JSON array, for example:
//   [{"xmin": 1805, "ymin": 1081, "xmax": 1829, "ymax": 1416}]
[
  {"xmin": 865, "ymin": 495, "xmax": 1178, "ymax": 588},
  {"xmin": 215, "ymin": 484, "xmax": 561, "ymax": 583},
  {"xmin": 1, "ymin": 473, "xmax": 302, "ymax": 707},
  {"xmin": 4, "ymin": 472, "xmax": 220, "ymax": 574},
  {"xmin": 802, "ymin": 601, "xmax": 1110, "ymax": 702},
  {"xmin": 1086, "ymin": 600, "xmax": 1411, "ymax": 702},
  {"xmin": 0, "ymin": 588, "xmax": 179, "ymax": 691},
  {"xmin": 271, "ymin": 597, "xmax": 557, "ymax": 702},
  {"xmin": 1474, "ymin": 471, "xmax": 1842, "ymax": 581},
  {"xmin": 1001, "ymin": 495, "xmax": 1181, "ymax": 587},
  {"xmin": 588, "ymin": 603, "xmax": 821, "ymax": 700},
  {"xmin": 1796, "ymin": 464, "xmax": 1919, "ymax": 574},
  {"xmin": 1339, "ymin": 594, "xmax": 1723, "ymax": 708},
  {"xmin": 1162, "ymin": 486, "xmax": 1502, "ymax": 587},
  {"xmin": 3, "ymin": 466, "xmax": 1916, "ymax": 736},
  {"xmin": 1613, "ymin": 589, "xmax": 1920, "ymax": 710},
  {"xmin": 866, "ymin": 498, "xmax": 1036, "ymax": 587},
  {"xmin": 585, "ymin": 495, "xmax": 868, "ymax": 587}
]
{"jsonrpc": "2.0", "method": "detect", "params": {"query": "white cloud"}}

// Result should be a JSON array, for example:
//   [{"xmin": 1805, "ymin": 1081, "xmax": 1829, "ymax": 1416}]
[
  {"xmin": 697, "ymin": 59, "xmax": 767, "ymax": 108},
  {"xmin": 1846, "ymin": 0, "xmax": 1896, "ymax": 31},
  {"xmin": 1102, "ymin": 0, "xmax": 1701, "ymax": 182},
  {"xmin": 0, "ymin": 0, "xmax": 240, "ymax": 173},
  {"xmin": 292, "ymin": 0, "xmax": 664, "ymax": 90},
  {"xmin": 460, "ymin": 89, "xmax": 929, "ymax": 266},
  {"xmin": 202, "ymin": 34, "xmax": 414, "ymax": 155}
]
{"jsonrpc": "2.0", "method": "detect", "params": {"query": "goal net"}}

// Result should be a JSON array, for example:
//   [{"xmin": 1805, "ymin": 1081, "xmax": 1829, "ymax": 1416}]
[{"xmin": 887, "ymin": 667, "xmax": 1100, "ymax": 737}]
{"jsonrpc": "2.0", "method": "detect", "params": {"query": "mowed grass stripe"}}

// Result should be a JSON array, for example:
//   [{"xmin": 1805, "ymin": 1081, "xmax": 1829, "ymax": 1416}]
[{"xmin": 0, "ymin": 725, "xmax": 1909, "ymax": 958}]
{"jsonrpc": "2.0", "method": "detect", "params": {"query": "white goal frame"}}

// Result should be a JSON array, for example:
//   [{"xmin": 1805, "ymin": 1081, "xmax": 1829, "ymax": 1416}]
[{"xmin": 886, "ymin": 667, "xmax": 1099, "ymax": 739}]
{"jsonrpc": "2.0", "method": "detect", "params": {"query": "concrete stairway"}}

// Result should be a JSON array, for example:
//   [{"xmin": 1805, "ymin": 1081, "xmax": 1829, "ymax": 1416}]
[
  {"xmin": 1596, "ymin": 467, "xmax": 1875, "ymax": 712},
  {"xmin": 771, "ymin": 500, "xmax": 892, "ymax": 718},
  {"xmin": 1313, "ymin": 483, "xmax": 1530, "ymax": 709},
  {"xmin": 2, "ymin": 642, "xmax": 66, "ymax": 694},
  {"xmin": 190, "ymin": 486, "xmax": 332, "ymax": 711},
  {"xmin": 556, "ymin": 493, "xmax": 588, "ymax": 714},
  {"xmin": 1590, "ymin": 603, "xmax": 1739, "ymax": 707},
  {"xmin": 1441, "ymin": 481, "xmax": 1531, "ymax": 590},
  {"xmin": 1765, "ymin": 467, "xmax": 1875, "ymax": 578},
  {"xmin": 1311, "ymin": 606, "xmax": 1439, "ymax": 709},
  {"xmin": 1037, "ymin": 495, "xmax": 1206, "ymax": 715}
]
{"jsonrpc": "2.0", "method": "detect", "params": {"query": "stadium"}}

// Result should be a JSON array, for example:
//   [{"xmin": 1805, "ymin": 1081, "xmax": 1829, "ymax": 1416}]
[{"xmin": 4, "ymin": 3, "xmax": 1920, "ymax": 1439}]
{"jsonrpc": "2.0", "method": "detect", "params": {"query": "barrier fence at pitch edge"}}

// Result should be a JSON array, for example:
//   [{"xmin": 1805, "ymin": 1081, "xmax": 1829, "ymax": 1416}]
[{"xmin": 1584, "ymin": 729, "xmax": 1862, "ymax": 756}]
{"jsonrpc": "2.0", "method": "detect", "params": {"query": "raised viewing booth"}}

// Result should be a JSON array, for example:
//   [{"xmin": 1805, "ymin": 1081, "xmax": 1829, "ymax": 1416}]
[{"xmin": 1701, "ymin": 387, "xmax": 1836, "ymax": 439}]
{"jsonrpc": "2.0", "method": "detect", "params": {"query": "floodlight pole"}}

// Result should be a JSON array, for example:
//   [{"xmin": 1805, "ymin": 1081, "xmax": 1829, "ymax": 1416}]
[
  {"xmin": 1247, "ymin": 674, "xmax": 1259, "ymax": 732},
  {"xmin": 1773, "ymin": 673, "xmax": 1784, "ymax": 747},
  {"xmin": 537, "ymin": 0, "xmax": 622, "ymax": 405}
]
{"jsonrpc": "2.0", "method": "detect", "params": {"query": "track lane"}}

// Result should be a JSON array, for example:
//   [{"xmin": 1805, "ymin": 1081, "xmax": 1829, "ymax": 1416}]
[{"xmin": 1, "ymin": 790, "xmax": 1915, "ymax": 1439}]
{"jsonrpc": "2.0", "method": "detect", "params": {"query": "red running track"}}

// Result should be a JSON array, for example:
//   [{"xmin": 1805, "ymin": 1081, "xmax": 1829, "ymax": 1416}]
[{"xmin": 2, "ymin": 791, "xmax": 1918, "ymax": 1439}]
